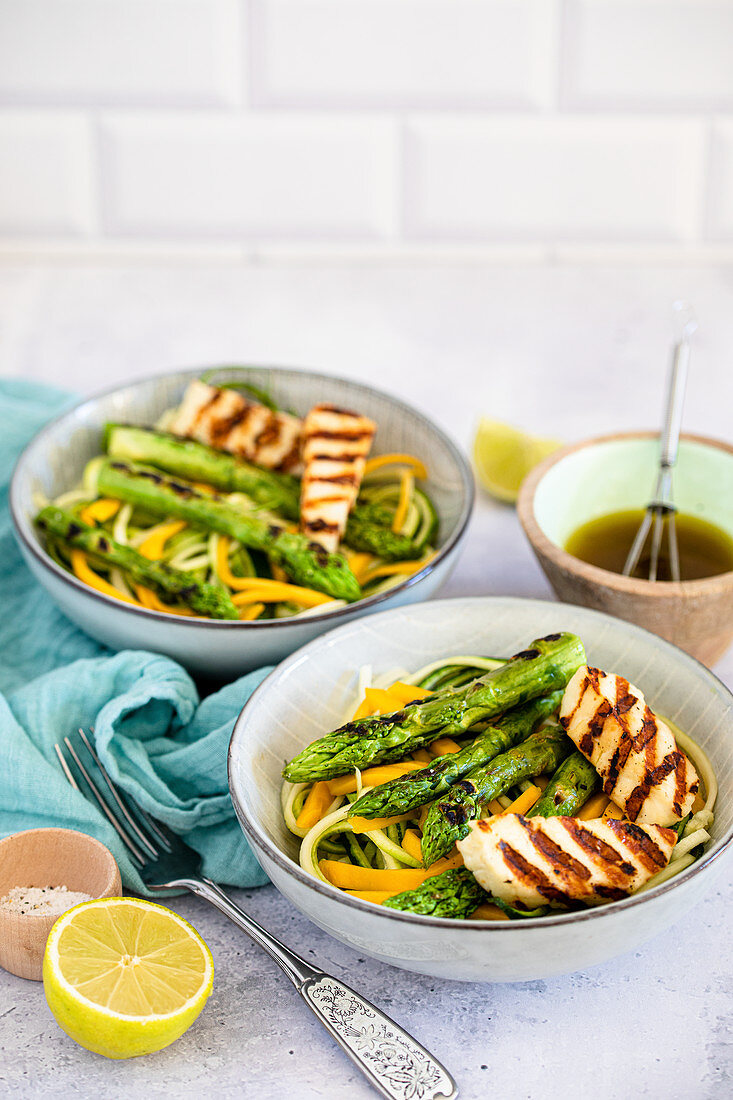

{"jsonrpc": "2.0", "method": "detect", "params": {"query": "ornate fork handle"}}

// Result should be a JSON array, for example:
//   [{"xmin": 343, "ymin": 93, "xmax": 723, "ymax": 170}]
[{"xmin": 164, "ymin": 876, "xmax": 458, "ymax": 1100}]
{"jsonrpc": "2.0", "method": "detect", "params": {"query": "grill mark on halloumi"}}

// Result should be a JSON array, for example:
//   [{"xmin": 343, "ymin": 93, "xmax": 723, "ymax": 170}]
[
  {"xmin": 559, "ymin": 665, "xmax": 699, "ymax": 826},
  {"xmin": 168, "ymin": 380, "xmax": 303, "ymax": 473},
  {"xmin": 195, "ymin": 390, "xmax": 220, "ymax": 424},
  {"xmin": 310, "ymin": 452, "xmax": 362, "ymax": 463},
  {"xmin": 579, "ymin": 696, "xmax": 612, "ymax": 756},
  {"xmin": 306, "ymin": 428, "xmax": 375, "ymax": 442},
  {"xmin": 603, "ymin": 818, "xmax": 670, "ymax": 873},
  {"xmin": 624, "ymin": 751, "xmax": 683, "ymax": 822},
  {"xmin": 519, "ymin": 818, "xmax": 591, "ymax": 888},
  {"xmin": 673, "ymin": 752, "xmax": 690, "ymax": 819},
  {"xmin": 300, "ymin": 403, "xmax": 375, "ymax": 553},
  {"xmin": 559, "ymin": 818, "xmax": 636, "ymax": 878},
  {"xmin": 459, "ymin": 814, "xmax": 676, "ymax": 910},
  {"xmin": 254, "ymin": 420, "xmax": 281, "ymax": 449},
  {"xmin": 497, "ymin": 840, "xmax": 575, "ymax": 906},
  {"xmin": 605, "ymin": 710, "xmax": 653, "ymax": 797}
]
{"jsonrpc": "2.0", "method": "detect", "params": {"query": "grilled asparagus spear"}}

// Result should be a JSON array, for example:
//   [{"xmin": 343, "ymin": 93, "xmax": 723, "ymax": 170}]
[
  {"xmin": 36, "ymin": 506, "xmax": 240, "ymax": 619},
  {"xmin": 420, "ymin": 724, "xmax": 573, "ymax": 866},
  {"xmin": 348, "ymin": 691, "xmax": 563, "ymax": 819},
  {"xmin": 106, "ymin": 425, "xmax": 421, "ymax": 562},
  {"xmin": 283, "ymin": 632, "xmax": 584, "ymax": 782},
  {"xmin": 526, "ymin": 750, "xmax": 599, "ymax": 819},
  {"xmin": 383, "ymin": 867, "xmax": 488, "ymax": 918},
  {"xmin": 105, "ymin": 424, "xmax": 301, "ymax": 519},
  {"xmin": 96, "ymin": 458, "xmax": 362, "ymax": 602}
]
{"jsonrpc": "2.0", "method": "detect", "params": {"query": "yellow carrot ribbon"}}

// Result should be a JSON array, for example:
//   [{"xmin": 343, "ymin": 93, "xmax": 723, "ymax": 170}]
[
  {"xmin": 79, "ymin": 498, "xmax": 121, "ymax": 526},
  {"xmin": 70, "ymin": 551, "xmax": 142, "ymax": 607},
  {"xmin": 138, "ymin": 520, "xmax": 187, "ymax": 561},
  {"xmin": 363, "ymin": 454, "xmax": 428, "ymax": 480}
]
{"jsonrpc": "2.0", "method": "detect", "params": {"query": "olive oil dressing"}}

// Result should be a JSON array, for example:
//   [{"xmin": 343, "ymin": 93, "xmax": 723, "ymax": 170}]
[{"xmin": 565, "ymin": 510, "xmax": 733, "ymax": 582}]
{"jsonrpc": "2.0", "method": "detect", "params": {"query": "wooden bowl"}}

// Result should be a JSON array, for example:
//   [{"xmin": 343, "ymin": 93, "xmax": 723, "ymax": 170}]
[
  {"xmin": 0, "ymin": 828, "xmax": 121, "ymax": 981},
  {"xmin": 518, "ymin": 431, "xmax": 733, "ymax": 667}
]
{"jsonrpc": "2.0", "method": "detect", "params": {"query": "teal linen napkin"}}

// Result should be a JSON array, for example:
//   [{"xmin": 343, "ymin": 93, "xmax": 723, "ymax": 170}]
[{"xmin": 0, "ymin": 378, "xmax": 270, "ymax": 892}]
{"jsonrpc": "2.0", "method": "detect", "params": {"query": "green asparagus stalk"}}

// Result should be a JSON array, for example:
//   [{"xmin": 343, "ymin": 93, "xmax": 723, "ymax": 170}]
[
  {"xmin": 343, "ymin": 502, "xmax": 422, "ymax": 561},
  {"xmin": 348, "ymin": 692, "xmax": 563, "ymax": 819},
  {"xmin": 106, "ymin": 425, "xmax": 423, "ymax": 562},
  {"xmin": 526, "ymin": 750, "xmax": 599, "ymax": 819},
  {"xmin": 383, "ymin": 868, "xmax": 488, "ymax": 919},
  {"xmin": 420, "ymin": 724, "xmax": 573, "ymax": 866},
  {"xmin": 96, "ymin": 458, "xmax": 362, "ymax": 602},
  {"xmin": 105, "ymin": 424, "xmax": 301, "ymax": 519},
  {"xmin": 35, "ymin": 506, "xmax": 240, "ymax": 619},
  {"xmin": 282, "ymin": 632, "xmax": 584, "ymax": 782}
]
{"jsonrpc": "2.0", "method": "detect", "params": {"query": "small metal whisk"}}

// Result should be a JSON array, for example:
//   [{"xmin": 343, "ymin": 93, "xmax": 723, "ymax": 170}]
[{"xmin": 623, "ymin": 304, "xmax": 697, "ymax": 582}]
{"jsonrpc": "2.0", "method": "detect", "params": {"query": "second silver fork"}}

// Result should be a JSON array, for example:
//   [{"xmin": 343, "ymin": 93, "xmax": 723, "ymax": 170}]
[{"xmin": 55, "ymin": 729, "xmax": 458, "ymax": 1100}]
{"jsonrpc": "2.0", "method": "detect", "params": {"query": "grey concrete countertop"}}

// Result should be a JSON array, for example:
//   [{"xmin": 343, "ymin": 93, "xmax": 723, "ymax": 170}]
[{"xmin": 1, "ymin": 261, "xmax": 731, "ymax": 1098}]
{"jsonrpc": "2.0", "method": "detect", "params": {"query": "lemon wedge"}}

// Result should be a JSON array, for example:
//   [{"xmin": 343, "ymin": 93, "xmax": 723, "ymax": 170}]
[
  {"xmin": 43, "ymin": 897, "xmax": 213, "ymax": 1060},
  {"xmin": 472, "ymin": 418, "xmax": 561, "ymax": 503}
]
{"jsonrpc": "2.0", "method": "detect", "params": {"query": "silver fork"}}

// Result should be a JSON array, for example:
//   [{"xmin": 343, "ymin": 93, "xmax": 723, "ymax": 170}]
[{"xmin": 54, "ymin": 729, "xmax": 458, "ymax": 1100}]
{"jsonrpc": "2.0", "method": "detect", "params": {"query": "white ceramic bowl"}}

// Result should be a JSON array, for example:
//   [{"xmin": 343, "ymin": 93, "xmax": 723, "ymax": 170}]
[
  {"xmin": 228, "ymin": 596, "xmax": 733, "ymax": 983},
  {"xmin": 10, "ymin": 367, "xmax": 472, "ymax": 678}
]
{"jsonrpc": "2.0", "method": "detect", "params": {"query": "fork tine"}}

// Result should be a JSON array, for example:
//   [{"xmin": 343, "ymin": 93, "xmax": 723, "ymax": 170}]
[
  {"xmin": 76, "ymin": 729, "xmax": 159, "ymax": 857},
  {"xmin": 84, "ymin": 726, "xmax": 170, "ymax": 850},
  {"xmin": 59, "ymin": 737, "xmax": 147, "ymax": 865},
  {"xmin": 54, "ymin": 743, "xmax": 79, "ymax": 790},
  {"xmin": 131, "ymin": 805, "xmax": 174, "ymax": 852}
]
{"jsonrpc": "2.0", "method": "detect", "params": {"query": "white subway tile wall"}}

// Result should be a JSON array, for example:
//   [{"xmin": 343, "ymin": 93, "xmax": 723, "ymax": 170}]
[
  {"xmin": 0, "ymin": 112, "xmax": 94, "ymax": 234},
  {"xmin": 0, "ymin": 0, "xmax": 242, "ymax": 106},
  {"xmin": 707, "ymin": 120, "xmax": 733, "ymax": 241},
  {"xmin": 562, "ymin": 0, "xmax": 733, "ymax": 111},
  {"xmin": 251, "ymin": 0, "xmax": 555, "ymax": 109},
  {"xmin": 102, "ymin": 114, "xmax": 397, "ymax": 237},
  {"xmin": 0, "ymin": 0, "xmax": 731, "ymax": 256},
  {"xmin": 405, "ymin": 117, "xmax": 703, "ymax": 242}
]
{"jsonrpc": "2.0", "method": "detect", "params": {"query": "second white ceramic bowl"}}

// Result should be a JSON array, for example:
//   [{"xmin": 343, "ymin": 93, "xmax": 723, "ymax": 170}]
[
  {"xmin": 10, "ymin": 367, "xmax": 472, "ymax": 678},
  {"xmin": 229, "ymin": 597, "xmax": 733, "ymax": 983}
]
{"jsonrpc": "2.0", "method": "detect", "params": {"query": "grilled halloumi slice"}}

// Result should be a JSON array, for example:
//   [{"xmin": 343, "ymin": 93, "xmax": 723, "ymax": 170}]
[
  {"xmin": 458, "ymin": 814, "xmax": 676, "ymax": 909},
  {"xmin": 300, "ymin": 403, "xmax": 376, "ymax": 553},
  {"xmin": 559, "ymin": 666, "xmax": 699, "ymax": 827},
  {"xmin": 168, "ymin": 380, "xmax": 303, "ymax": 473}
]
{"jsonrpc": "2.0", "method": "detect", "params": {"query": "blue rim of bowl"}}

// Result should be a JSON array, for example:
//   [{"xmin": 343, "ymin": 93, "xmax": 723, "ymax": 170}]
[
  {"xmin": 227, "ymin": 595, "xmax": 733, "ymax": 930},
  {"xmin": 9, "ymin": 365, "xmax": 475, "ymax": 629}
]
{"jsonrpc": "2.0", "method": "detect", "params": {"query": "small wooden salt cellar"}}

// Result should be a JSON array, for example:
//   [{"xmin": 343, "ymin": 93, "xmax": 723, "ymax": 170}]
[{"xmin": 0, "ymin": 828, "xmax": 121, "ymax": 981}]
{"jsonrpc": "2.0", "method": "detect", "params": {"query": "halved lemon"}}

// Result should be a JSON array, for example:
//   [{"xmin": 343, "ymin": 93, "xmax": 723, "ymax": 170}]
[
  {"xmin": 472, "ymin": 418, "xmax": 561, "ymax": 504},
  {"xmin": 43, "ymin": 897, "xmax": 213, "ymax": 1060}
]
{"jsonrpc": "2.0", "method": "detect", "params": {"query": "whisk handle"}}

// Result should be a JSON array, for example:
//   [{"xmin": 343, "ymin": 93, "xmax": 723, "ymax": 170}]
[{"xmin": 660, "ymin": 338, "xmax": 690, "ymax": 468}]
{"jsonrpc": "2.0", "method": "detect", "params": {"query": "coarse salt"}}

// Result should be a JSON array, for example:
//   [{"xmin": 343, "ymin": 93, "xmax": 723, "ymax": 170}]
[{"xmin": 0, "ymin": 885, "xmax": 92, "ymax": 917}]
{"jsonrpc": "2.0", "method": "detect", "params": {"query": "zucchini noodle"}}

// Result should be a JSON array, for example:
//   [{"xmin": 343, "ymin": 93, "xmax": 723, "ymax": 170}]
[
  {"xmin": 112, "ymin": 503, "xmax": 132, "ymax": 545},
  {"xmin": 281, "ymin": 781, "xmax": 310, "ymax": 837},
  {"xmin": 52, "ymin": 489, "xmax": 90, "ymax": 510},
  {"xmin": 292, "ymin": 600, "xmax": 348, "ymax": 619},
  {"xmin": 299, "ymin": 805, "xmax": 352, "ymax": 882},
  {"xmin": 282, "ymin": 654, "xmax": 718, "ymax": 920},
  {"xmin": 670, "ymin": 828, "xmax": 711, "ymax": 861},
  {"xmin": 367, "ymin": 828, "xmax": 422, "ymax": 869},
  {"xmin": 404, "ymin": 655, "xmax": 506, "ymax": 687}
]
